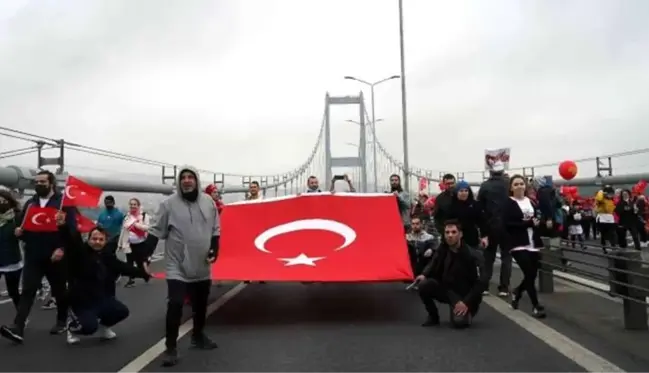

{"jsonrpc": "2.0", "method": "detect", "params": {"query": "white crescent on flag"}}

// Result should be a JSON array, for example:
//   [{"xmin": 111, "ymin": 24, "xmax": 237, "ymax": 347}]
[
  {"xmin": 65, "ymin": 185, "xmax": 77, "ymax": 199},
  {"xmin": 253, "ymin": 219, "xmax": 357, "ymax": 254},
  {"xmin": 31, "ymin": 212, "xmax": 46, "ymax": 226}
]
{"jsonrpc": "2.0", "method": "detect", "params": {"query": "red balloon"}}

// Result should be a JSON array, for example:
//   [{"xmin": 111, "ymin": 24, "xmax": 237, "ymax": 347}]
[{"xmin": 558, "ymin": 160, "xmax": 578, "ymax": 181}]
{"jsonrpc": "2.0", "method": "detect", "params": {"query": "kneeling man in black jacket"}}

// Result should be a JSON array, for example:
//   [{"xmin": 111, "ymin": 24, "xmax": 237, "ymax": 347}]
[
  {"xmin": 414, "ymin": 219, "xmax": 487, "ymax": 328},
  {"xmin": 55, "ymin": 211, "xmax": 150, "ymax": 345}
]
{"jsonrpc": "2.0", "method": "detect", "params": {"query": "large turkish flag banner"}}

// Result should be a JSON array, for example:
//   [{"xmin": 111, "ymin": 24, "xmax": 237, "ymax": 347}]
[{"xmin": 212, "ymin": 193, "xmax": 413, "ymax": 282}]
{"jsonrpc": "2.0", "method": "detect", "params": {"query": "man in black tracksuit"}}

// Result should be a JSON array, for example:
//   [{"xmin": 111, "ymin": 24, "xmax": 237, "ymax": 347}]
[
  {"xmin": 477, "ymin": 169, "xmax": 511, "ymax": 296},
  {"xmin": 0, "ymin": 170, "xmax": 77, "ymax": 343}
]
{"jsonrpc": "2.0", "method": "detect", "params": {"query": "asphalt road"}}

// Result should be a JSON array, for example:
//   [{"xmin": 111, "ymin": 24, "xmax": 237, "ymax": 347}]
[{"xmin": 140, "ymin": 282, "xmax": 587, "ymax": 372}]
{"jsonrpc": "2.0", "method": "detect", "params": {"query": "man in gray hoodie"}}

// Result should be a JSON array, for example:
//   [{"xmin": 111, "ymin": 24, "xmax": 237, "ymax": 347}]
[{"xmin": 144, "ymin": 166, "xmax": 220, "ymax": 367}]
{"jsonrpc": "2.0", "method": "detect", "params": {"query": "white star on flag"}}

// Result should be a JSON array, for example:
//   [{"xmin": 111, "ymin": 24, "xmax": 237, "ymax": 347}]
[{"xmin": 278, "ymin": 253, "xmax": 325, "ymax": 267}]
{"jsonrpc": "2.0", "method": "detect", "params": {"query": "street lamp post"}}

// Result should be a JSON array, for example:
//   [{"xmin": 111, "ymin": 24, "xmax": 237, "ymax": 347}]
[
  {"xmin": 398, "ymin": 0, "xmax": 410, "ymax": 192},
  {"xmin": 344, "ymin": 75, "xmax": 399, "ymax": 192}
]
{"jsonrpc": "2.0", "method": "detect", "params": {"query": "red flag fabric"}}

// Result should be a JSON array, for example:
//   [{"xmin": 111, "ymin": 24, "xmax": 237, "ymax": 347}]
[
  {"xmin": 62, "ymin": 176, "xmax": 103, "ymax": 208},
  {"xmin": 75, "ymin": 213, "xmax": 96, "ymax": 233},
  {"xmin": 211, "ymin": 193, "xmax": 413, "ymax": 282},
  {"xmin": 22, "ymin": 206, "xmax": 58, "ymax": 232}
]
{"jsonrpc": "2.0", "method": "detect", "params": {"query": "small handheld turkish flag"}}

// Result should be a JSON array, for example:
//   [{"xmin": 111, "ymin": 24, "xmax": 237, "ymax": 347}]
[
  {"xmin": 212, "ymin": 193, "xmax": 413, "ymax": 282},
  {"xmin": 75, "ymin": 213, "xmax": 96, "ymax": 233},
  {"xmin": 61, "ymin": 176, "xmax": 103, "ymax": 208},
  {"xmin": 22, "ymin": 206, "xmax": 58, "ymax": 233}
]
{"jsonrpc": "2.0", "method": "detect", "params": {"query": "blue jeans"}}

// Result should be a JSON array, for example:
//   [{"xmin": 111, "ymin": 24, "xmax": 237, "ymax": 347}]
[{"xmin": 71, "ymin": 296, "xmax": 129, "ymax": 335}]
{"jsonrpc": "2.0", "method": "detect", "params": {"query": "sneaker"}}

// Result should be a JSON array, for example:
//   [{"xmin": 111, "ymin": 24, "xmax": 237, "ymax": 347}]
[
  {"xmin": 98, "ymin": 326, "xmax": 116, "ymax": 341},
  {"xmin": 481, "ymin": 290, "xmax": 489, "ymax": 296},
  {"xmin": 49, "ymin": 321, "xmax": 67, "ymax": 335},
  {"xmin": 497, "ymin": 290, "xmax": 509, "ymax": 297},
  {"xmin": 421, "ymin": 315, "xmax": 440, "ymax": 327},
  {"xmin": 161, "ymin": 348, "xmax": 179, "ymax": 367},
  {"xmin": 124, "ymin": 279, "xmax": 136, "ymax": 288},
  {"xmin": 66, "ymin": 330, "xmax": 80, "ymax": 345},
  {"xmin": 532, "ymin": 305, "xmax": 547, "ymax": 319},
  {"xmin": 0, "ymin": 290, "xmax": 7, "ymax": 297},
  {"xmin": 511, "ymin": 293, "xmax": 520, "ymax": 310},
  {"xmin": 0, "ymin": 325, "xmax": 24, "ymax": 344},
  {"xmin": 41, "ymin": 299, "xmax": 57, "ymax": 310},
  {"xmin": 190, "ymin": 333, "xmax": 218, "ymax": 350}
]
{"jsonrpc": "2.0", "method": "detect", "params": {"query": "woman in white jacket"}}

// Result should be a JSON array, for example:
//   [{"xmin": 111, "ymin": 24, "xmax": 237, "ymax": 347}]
[{"xmin": 118, "ymin": 198, "xmax": 151, "ymax": 288}]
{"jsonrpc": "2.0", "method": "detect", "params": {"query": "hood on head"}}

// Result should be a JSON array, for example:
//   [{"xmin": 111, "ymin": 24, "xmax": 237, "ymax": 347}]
[{"xmin": 176, "ymin": 165, "xmax": 201, "ymax": 193}]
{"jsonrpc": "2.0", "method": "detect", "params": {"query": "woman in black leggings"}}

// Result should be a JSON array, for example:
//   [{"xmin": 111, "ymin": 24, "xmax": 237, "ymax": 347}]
[
  {"xmin": 502, "ymin": 175, "xmax": 546, "ymax": 318},
  {"xmin": 0, "ymin": 190, "xmax": 23, "ymax": 309}
]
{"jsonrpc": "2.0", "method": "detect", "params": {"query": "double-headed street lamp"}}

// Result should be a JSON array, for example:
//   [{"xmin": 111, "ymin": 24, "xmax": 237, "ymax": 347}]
[{"xmin": 344, "ymin": 75, "xmax": 399, "ymax": 192}]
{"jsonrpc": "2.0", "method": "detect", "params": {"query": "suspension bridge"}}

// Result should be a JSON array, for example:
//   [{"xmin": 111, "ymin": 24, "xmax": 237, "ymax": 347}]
[{"xmin": 0, "ymin": 93, "xmax": 648, "ymax": 372}]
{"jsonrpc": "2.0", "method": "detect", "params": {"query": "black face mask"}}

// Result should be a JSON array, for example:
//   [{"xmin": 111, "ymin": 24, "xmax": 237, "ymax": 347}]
[
  {"xmin": 0, "ymin": 204, "xmax": 10, "ymax": 214},
  {"xmin": 181, "ymin": 189, "xmax": 199, "ymax": 202},
  {"xmin": 105, "ymin": 205, "xmax": 114, "ymax": 210},
  {"xmin": 34, "ymin": 185, "xmax": 50, "ymax": 197}
]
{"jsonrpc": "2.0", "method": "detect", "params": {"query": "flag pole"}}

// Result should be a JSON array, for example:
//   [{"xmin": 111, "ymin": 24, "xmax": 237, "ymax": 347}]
[{"xmin": 59, "ymin": 175, "xmax": 69, "ymax": 210}]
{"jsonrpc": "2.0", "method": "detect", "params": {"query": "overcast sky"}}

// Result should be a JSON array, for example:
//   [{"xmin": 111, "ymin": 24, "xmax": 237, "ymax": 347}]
[{"xmin": 1, "ymin": 0, "xmax": 648, "ymax": 184}]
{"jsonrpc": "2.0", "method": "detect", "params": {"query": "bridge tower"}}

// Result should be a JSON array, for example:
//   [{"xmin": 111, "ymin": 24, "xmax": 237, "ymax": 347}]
[{"xmin": 324, "ymin": 92, "xmax": 368, "ymax": 192}]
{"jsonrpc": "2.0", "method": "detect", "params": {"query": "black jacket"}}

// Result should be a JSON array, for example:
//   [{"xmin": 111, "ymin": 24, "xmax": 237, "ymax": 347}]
[
  {"xmin": 615, "ymin": 199, "xmax": 637, "ymax": 227},
  {"xmin": 477, "ymin": 174, "xmax": 509, "ymax": 233},
  {"xmin": 432, "ymin": 190, "xmax": 453, "ymax": 234},
  {"xmin": 502, "ymin": 197, "xmax": 543, "ymax": 251},
  {"xmin": 421, "ymin": 243, "xmax": 486, "ymax": 311},
  {"xmin": 59, "ymin": 225, "xmax": 149, "ymax": 307},
  {"xmin": 0, "ymin": 214, "xmax": 21, "ymax": 268},
  {"xmin": 536, "ymin": 185, "xmax": 560, "ymax": 238},
  {"xmin": 20, "ymin": 193, "xmax": 77, "ymax": 262},
  {"xmin": 446, "ymin": 191, "xmax": 487, "ymax": 247}
]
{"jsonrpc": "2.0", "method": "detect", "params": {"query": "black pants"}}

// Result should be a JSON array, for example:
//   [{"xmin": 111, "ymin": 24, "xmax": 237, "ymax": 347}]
[
  {"xmin": 71, "ymin": 296, "xmax": 129, "ymax": 335},
  {"xmin": 598, "ymin": 223, "xmax": 617, "ymax": 248},
  {"xmin": 0, "ymin": 269, "xmax": 21, "ymax": 308},
  {"xmin": 618, "ymin": 224, "xmax": 641, "ymax": 250},
  {"xmin": 126, "ymin": 242, "xmax": 148, "ymax": 281},
  {"xmin": 511, "ymin": 250, "xmax": 540, "ymax": 307},
  {"xmin": 165, "ymin": 279, "xmax": 211, "ymax": 350},
  {"xmin": 582, "ymin": 219, "xmax": 596, "ymax": 240},
  {"xmin": 482, "ymin": 231, "xmax": 511, "ymax": 292},
  {"xmin": 418, "ymin": 279, "xmax": 475, "ymax": 328},
  {"xmin": 638, "ymin": 220, "xmax": 648, "ymax": 243},
  {"xmin": 14, "ymin": 259, "xmax": 68, "ymax": 328}
]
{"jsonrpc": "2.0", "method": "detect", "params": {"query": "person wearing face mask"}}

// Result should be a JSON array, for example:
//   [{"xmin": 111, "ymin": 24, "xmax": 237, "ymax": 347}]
[
  {"xmin": 0, "ymin": 190, "xmax": 23, "ymax": 310},
  {"xmin": 142, "ymin": 166, "xmax": 219, "ymax": 367},
  {"xmin": 388, "ymin": 174, "xmax": 412, "ymax": 232},
  {"xmin": 1, "ymin": 170, "xmax": 77, "ymax": 344},
  {"xmin": 53, "ymin": 210, "xmax": 150, "ymax": 345},
  {"xmin": 615, "ymin": 189, "xmax": 641, "ymax": 250},
  {"xmin": 503, "ymin": 175, "xmax": 546, "ymax": 319},
  {"xmin": 97, "ymin": 195, "xmax": 125, "ymax": 255}
]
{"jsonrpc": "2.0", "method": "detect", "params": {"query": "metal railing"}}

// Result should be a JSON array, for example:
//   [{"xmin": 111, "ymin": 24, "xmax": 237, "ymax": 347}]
[{"xmin": 538, "ymin": 238, "xmax": 649, "ymax": 330}]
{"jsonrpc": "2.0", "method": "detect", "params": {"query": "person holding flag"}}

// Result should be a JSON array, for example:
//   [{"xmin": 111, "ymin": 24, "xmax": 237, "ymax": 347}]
[
  {"xmin": 0, "ymin": 170, "xmax": 77, "ymax": 343},
  {"xmin": 53, "ymin": 210, "xmax": 151, "ymax": 345}
]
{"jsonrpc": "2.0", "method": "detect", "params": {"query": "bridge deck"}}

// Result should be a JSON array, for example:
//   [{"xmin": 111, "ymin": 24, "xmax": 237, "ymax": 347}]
[{"xmin": 0, "ymin": 243, "xmax": 647, "ymax": 372}]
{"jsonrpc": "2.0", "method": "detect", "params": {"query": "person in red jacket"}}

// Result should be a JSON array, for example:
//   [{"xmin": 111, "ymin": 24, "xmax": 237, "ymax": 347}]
[{"xmin": 205, "ymin": 184, "xmax": 224, "ymax": 214}]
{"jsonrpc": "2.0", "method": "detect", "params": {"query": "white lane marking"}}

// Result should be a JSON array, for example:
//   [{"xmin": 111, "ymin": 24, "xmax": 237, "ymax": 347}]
[
  {"xmin": 117, "ymin": 282, "xmax": 248, "ymax": 373},
  {"xmin": 0, "ymin": 254, "xmax": 167, "ymax": 306},
  {"xmin": 483, "ymin": 296, "xmax": 625, "ymax": 372}
]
